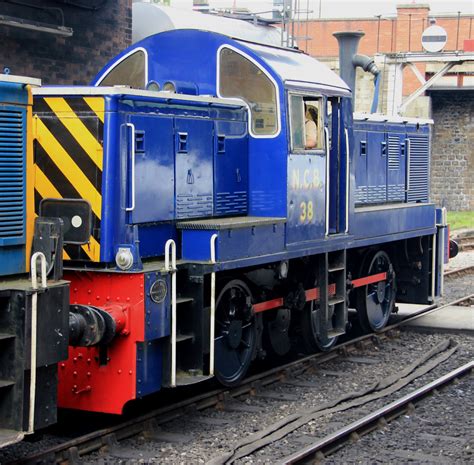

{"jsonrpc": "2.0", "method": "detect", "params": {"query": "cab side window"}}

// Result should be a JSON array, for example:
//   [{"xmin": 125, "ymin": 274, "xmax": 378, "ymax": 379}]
[
  {"xmin": 98, "ymin": 50, "xmax": 146, "ymax": 89},
  {"xmin": 289, "ymin": 95, "xmax": 324, "ymax": 152},
  {"xmin": 219, "ymin": 47, "xmax": 278, "ymax": 136}
]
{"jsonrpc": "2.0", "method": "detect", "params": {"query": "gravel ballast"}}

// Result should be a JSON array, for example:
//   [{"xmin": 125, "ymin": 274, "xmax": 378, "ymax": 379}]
[
  {"xmin": 1, "ymin": 255, "xmax": 472, "ymax": 464},
  {"xmin": 78, "ymin": 331, "xmax": 473, "ymax": 464}
]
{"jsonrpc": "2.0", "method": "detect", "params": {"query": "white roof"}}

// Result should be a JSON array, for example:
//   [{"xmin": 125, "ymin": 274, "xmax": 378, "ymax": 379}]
[
  {"xmin": 32, "ymin": 86, "xmax": 244, "ymax": 107},
  {"xmin": 243, "ymin": 41, "xmax": 351, "ymax": 94},
  {"xmin": 132, "ymin": 3, "xmax": 283, "ymax": 47},
  {"xmin": 0, "ymin": 74, "xmax": 41, "ymax": 86}
]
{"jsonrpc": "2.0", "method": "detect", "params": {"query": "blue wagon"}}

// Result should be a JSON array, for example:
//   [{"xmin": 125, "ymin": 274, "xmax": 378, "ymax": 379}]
[{"xmin": 0, "ymin": 75, "xmax": 69, "ymax": 447}]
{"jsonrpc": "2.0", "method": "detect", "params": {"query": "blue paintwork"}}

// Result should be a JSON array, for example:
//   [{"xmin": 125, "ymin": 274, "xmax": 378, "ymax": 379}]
[
  {"xmin": 181, "ymin": 222, "xmax": 285, "ymax": 262},
  {"xmin": 76, "ymin": 92, "xmax": 248, "ymax": 264},
  {"xmin": 129, "ymin": 114, "xmax": 175, "ymax": 223},
  {"xmin": 144, "ymin": 271, "xmax": 170, "ymax": 340},
  {"xmin": 71, "ymin": 29, "xmax": 436, "ymax": 270},
  {"xmin": 351, "ymin": 203, "xmax": 436, "ymax": 240},
  {"xmin": 214, "ymin": 120, "xmax": 248, "ymax": 216},
  {"xmin": 367, "ymin": 129, "xmax": 387, "ymax": 203},
  {"xmin": 0, "ymin": 81, "xmax": 28, "ymax": 276},
  {"xmin": 385, "ymin": 126, "xmax": 407, "ymax": 203},
  {"xmin": 136, "ymin": 339, "xmax": 163, "ymax": 397},
  {"xmin": 287, "ymin": 154, "xmax": 326, "ymax": 244},
  {"xmin": 175, "ymin": 118, "xmax": 214, "ymax": 219},
  {"xmin": 353, "ymin": 118, "xmax": 430, "ymax": 207},
  {"xmin": 0, "ymin": 81, "xmax": 29, "ymax": 105}
]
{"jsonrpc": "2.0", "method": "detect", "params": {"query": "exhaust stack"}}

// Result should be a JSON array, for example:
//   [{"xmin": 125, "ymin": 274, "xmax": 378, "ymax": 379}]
[{"xmin": 333, "ymin": 31, "xmax": 380, "ymax": 106}]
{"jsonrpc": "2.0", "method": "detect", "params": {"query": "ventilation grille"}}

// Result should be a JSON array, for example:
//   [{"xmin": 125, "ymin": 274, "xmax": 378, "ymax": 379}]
[
  {"xmin": 388, "ymin": 184, "xmax": 405, "ymax": 202},
  {"xmin": 215, "ymin": 191, "xmax": 248, "ymax": 215},
  {"xmin": 176, "ymin": 193, "xmax": 213, "ymax": 219},
  {"xmin": 388, "ymin": 136, "xmax": 400, "ymax": 170},
  {"xmin": 367, "ymin": 185, "xmax": 387, "ymax": 204},
  {"xmin": 407, "ymin": 136, "xmax": 429, "ymax": 203},
  {"xmin": 355, "ymin": 186, "xmax": 367, "ymax": 205},
  {"xmin": 0, "ymin": 109, "xmax": 25, "ymax": 239}
]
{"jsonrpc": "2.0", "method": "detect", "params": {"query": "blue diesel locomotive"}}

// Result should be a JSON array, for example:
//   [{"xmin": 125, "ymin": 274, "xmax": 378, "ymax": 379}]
[
  {"xmin": 0, "ymin": 29, "xmax": 449, "ymax": 440},
  {"xmin": 26, "ymin": 29, "xmax": 449, "ymax": 415}
]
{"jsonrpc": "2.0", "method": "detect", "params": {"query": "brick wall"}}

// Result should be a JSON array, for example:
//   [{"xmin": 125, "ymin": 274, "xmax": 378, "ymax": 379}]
[
  {"xmin": 0, "ymin": 0, "xmax": 132, "ymax": 85},
  {"xmin": 294, "ymin": 4, "xmax": 474, "ymax": 211},
  {"xmin": 430, "ymin": 91, "xmax": 474, "ymax": 211},
  {"xmin": 295, "ymin": 6, "xmax": 474, "ymax": 96}
]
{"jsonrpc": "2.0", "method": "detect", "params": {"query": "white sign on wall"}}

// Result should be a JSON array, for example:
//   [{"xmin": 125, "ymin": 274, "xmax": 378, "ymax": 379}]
[{"xmin": 421, "ymin": 25, "xmax": 448, "ymax": 53}]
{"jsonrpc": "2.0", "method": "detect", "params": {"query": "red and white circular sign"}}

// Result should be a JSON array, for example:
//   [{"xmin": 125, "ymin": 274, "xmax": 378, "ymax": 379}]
[{"xmin": 422, "ymin": 25, "xmax": 448, "ymax": 53}]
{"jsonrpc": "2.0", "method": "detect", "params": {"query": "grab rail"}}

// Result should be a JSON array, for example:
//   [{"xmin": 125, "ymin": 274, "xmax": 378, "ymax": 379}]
[
  {"xmin": 209, "ymin": 234, "xmax": 218, "ymax": 377},
  {"xmin": 165, "ymin": 239, "xmax": 177, "ymax": 387},
  {"xmin": 28, "ymin": 252, "xmax": 47, "ymax": 434}
]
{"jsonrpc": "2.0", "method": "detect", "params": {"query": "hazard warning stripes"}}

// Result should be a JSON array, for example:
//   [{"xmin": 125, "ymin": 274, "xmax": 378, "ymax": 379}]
[{"xmin": 33, "ymin": 96, "xmax": 104, "ymax": 262}]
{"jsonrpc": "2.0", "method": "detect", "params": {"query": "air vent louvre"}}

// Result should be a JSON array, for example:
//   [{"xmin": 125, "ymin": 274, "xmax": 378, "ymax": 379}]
[{"xmin": 0, "ymin": 109, "xmax": 25, "ymax": 239}]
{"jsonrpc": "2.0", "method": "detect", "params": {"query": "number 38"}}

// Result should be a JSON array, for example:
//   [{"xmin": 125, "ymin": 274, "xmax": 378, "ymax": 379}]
[{"xmin": 299, "ymin": 200, "xmax": 314, "ymax": 223}]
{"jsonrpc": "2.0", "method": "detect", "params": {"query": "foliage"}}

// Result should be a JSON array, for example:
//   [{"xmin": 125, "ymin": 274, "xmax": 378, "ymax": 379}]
[{"xmin": 447, "ymin": 211, "xmax": 474, "ymax": 231}]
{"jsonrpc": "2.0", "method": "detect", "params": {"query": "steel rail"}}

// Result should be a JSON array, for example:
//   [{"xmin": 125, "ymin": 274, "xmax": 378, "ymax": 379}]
[
  {"xmin": 10, "ymin": 293, "xmax": 473, "ymax": 465},
  {"xmin": 443, "ymin": 264, "xmax": 474, "ymax": 278},
  {"xmin": 281, "ymin": 361, "xmax": 474, "ymax": 464}
]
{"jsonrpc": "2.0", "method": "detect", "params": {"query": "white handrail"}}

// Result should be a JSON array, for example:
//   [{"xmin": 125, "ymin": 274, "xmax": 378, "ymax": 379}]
[
  {"xmin": 164, "ymin": 239, "xmax": 177, "ymax": 387},
  {"xmin": 344, "ymin": 127, "xmax": 350, "ymax": 234},
  {"xmin": 431, "ymin": 233, "xmax": 436, "ymax": 303},
  {"xmin": 125, "ymin": 123, "xmax": 136, "ymax": 212},
  {"xmin": 324, "ymin": 127, "xmax": 330, "ymax": 236},
  {"xmin": 209, "ymin": 234, "xmax": 218, "ymax": 376},
  {"xmin": 28, "ymin": 252, "xmax": 47, "ymax": 434},
  {"xmin": 406, "ymin": 138, "xmax": 411, "ymax": 194},
  {"xmin": 440, "ymin": 207, "xmax": 447, "ymax": 297}
]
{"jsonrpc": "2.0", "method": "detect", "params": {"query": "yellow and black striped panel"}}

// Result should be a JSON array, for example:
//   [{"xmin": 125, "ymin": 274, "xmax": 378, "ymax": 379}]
[{"xmin": 33, "ymin": 96, "xmax": 104, "ymax": 262}]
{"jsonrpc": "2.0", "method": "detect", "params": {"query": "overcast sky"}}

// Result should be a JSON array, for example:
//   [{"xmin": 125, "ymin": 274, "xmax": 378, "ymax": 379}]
[{"xmin": 163, "ymin": 0, "xmax": 473, "ymax": 17}]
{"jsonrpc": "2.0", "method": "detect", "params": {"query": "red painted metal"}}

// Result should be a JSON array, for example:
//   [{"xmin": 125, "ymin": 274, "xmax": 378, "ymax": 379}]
[
  {"xmin": 253, "ymin": 284, "xmax": 337, "ymax": 313},
  {"xmin": 305, "ymin": 287, "xmax": 319, "ymax": 302},
  {"xmin": 104, "ymin": 303, "xmax": 129, "ymax": 335},
  {"xmin": 58, "ymin": 271, "xmax": 145, "ymax": 415},
  {"xmin": 253, "ymin": 297, "xmax": 284, "ymax": 313},
  {"xmin": 351, "ymin": 272, "xmax": 387, "ymax": 289}
]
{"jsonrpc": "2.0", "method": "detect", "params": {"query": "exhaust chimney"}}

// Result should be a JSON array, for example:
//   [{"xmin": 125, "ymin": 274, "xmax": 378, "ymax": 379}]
[{"xmin": 333, "ymin": 31, "xmax": 380, "ymax": 105}]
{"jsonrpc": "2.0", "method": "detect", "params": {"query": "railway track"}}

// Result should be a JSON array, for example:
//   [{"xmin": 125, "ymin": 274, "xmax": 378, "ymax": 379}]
[
  {"xmin": 282, "ymin": 361, "xmax": 473, "ymax": 464},
  {"xmin": 453, "ymin": 233, "xmax": 474, "ymax": 252},
  {"xmin": 443, "ymin": 264, "xmax": 474, "ymax": 279},
  {"xmin": 6, "ymin": 293, "xmax": 473, "ymax": 465}
]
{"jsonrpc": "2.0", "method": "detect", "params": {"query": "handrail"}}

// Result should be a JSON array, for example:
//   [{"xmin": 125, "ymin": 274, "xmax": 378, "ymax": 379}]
[
  {"xmin": 165, "ymin": 239, "xmax": 177, "ymax": 387},
  {"xmin": 28, "ymin": 252, "xmax": 47, "ymax": 434},
  {"xmin": 209, "ymin": 234, "xmax": 218, "ymax": 376},
  {"xmin": 406, "ymin": 138, "xmax": 411, "ymax": 194},
  {"xmin": 324, "ymin": 127, "xmax": 330, "ymax": 236},
  {"xmin": 125, "ymin": 123, "xmax": 136, "ymax": 212},
  {"xmin": 344, "ymin": 128, "xmax": 350, "ymax": 234}
]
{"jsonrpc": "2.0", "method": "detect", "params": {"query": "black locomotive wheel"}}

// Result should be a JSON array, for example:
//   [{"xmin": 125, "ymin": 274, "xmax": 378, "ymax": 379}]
[
  {"xmin": 356, "ymin": 250, "xmax": 396, "ymax": 332},
  {"xmin": 301, "ymin": 301, "xmax": 338, "ymax": 352},
  {"xmin": 214, "ymin": 279, "xmax": 256, "ymax": 386}
]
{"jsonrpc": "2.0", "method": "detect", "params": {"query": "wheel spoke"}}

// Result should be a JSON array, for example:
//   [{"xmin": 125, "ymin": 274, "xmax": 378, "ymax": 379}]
[
  {"xmin": 358, "ymin": 250, "xmax": 394, "ymax": 332},
  {"xmin": 214, "ymin": 280, "xmax": 256, "ymax": 386},
  {"xmin": 366, "ymin": 299, "xmax": 384, "ymax": 327}
]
